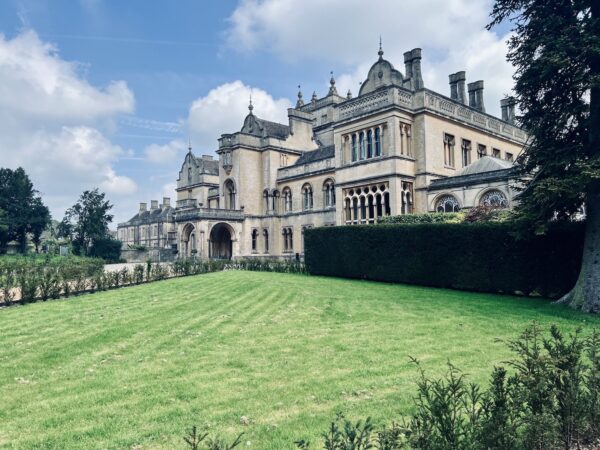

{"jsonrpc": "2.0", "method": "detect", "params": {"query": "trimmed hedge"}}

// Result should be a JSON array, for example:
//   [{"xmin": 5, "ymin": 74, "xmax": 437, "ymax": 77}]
[{"xmin": 304, "ymin": 222, "xmax": 585, "ymax": 298}]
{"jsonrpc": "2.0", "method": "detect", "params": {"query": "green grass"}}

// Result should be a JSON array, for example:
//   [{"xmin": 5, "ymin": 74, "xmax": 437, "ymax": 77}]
[{"xmin": 0, "ymin": 271, "xmax": 598, "ymax": 450}]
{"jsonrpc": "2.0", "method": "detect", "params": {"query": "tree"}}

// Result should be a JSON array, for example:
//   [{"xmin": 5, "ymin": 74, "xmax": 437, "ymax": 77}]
[
  {"xmin": 0, "ymin": 167, "xmax": 51, "ymax": 253},
  {"xmin": 488, "ymin": 0, "xmax": 600, "ymax": 312},
  {"xmin": 59, "ymin": 189, "xmax": 114, "ymax": 256},
  {"xmin": 0, "ymin": 208, "xmax": 8, "ymax": 249}
]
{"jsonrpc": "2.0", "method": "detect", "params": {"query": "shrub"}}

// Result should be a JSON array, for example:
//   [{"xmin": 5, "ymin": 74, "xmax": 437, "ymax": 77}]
[
  {"xmin": 379, "ymin": 212, "xmax": 463, "ymax": 224},
  {"xmin": 294, "ymin": 323, "xmax": 600, "ymax": 450},
  {"xmin": 304, "ymin": 222, "xmax": 584, "ymax": 298},
  {"xmin": 183, "ymin": 425, "xmax": 243, "ymax": 450},
  {"xmin": 132, "ymin": 264, "xmax": 145, "ymax": 284},
  {"xmin": 89, "ymin": 237, "xmax": 122, "ymax": 263}
]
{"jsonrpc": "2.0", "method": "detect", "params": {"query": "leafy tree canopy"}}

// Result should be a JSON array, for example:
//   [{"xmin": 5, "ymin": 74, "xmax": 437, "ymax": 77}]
[
  {"xmin": 59, "ymin": 188, "xmax": 114, "ymax": 256},
  {"xmin": 488, "ymin": 0, "xmax": 600, "ymax": 311},
  {"xmin": 0, "ymin": 167, "xmax": 51, "ymax": 253}
]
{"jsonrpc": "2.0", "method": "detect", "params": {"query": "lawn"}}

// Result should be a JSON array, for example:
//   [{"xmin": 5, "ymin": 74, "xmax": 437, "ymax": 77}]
[{"xmin": 0, "ymin": 271, "xmax": 598, "ymax": 450}]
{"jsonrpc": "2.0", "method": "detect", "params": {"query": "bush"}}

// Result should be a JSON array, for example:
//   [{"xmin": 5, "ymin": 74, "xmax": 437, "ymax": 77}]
[
  {"xmin": 293, "ymin": 323, "xmax": 600, "ymax": 450},
  {"xmin": 304, "ymin": 222, "xmax": 584, "ymax": 298},
  {"xmin": 379, "ymin": 212, "xmax": 463, "ymax": 224},
  {"xmin": 89, "ymin": 237, "xmax": 122, "ymax": 263}
]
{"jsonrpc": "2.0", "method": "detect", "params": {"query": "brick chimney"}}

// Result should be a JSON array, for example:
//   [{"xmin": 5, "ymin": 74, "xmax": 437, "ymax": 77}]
[{"xmin": 467, "ymin": 80, "xmax": 485, "ymax": 112}]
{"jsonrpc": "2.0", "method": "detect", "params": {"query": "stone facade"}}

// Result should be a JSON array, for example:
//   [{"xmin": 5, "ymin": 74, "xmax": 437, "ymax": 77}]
[{"xmin": 118, "ymin": 45, "xmax": 526, "ymax": 260}]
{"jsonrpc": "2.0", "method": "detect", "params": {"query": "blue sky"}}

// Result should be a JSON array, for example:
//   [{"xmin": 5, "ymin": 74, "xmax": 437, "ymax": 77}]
[{"xmin": 0, "ymin": 0, "xmax": 515, "ymax": 225}]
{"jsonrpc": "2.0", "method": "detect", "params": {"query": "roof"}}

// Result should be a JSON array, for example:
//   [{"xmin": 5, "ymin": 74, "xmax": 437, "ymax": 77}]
[
  {"xmin": 429, "ymin": 157, "xmax": 517, "ymax": 191},
  {"xmin": 457, "ymin": 156, "xmax": 514, "ymax": 176},
  {"xmin": 241, "ymin": 113, "xmax": 290, "ymax": 139},
  {"xmin": 120, "ymin": 205, "xmax": 175, "ymax": 226},
  {"xmin": 358, "ymin": 53, "xmax": 405, "ymax": 96},
  {"xmin": 292, "ymin": 145, "xmax": 335, "ymax": 166}
]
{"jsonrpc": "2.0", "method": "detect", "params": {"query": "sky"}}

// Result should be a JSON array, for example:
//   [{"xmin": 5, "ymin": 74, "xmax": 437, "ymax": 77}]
[{"xmin": 0, "ymin": 0, "xmax": 516, "ymax": 226}]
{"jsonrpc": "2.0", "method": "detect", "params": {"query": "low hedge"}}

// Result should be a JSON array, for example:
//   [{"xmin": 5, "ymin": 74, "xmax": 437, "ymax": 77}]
[{"xmin": 304, "ymin": 222, "xmax": 585, "ymax": 298}]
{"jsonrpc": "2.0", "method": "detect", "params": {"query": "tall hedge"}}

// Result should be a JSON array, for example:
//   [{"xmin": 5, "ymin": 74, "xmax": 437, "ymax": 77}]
[{"xmin": 304, "ymin": 222, "xmax": 584, "ymax": 298}]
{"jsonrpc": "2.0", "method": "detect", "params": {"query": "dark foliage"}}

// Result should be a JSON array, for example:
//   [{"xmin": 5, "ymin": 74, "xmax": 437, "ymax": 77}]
[
  {"xmin": 89, "ymin": 237, "xmax": 122, "ymax": 263},
  {"xmin": 304, "ymin": 222, "xmax": 584, "ymax": 298},
  {"xmin": 0, "ymin": 167, "xmax": 51, "ymax": 254},
  {"xmin": 58, "ymin": 188, "xmax": 115, "ymax": 257}
]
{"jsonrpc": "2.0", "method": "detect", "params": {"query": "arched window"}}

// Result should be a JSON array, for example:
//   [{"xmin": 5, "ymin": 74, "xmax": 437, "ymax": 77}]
[
  {"xmin": 359, "ymin": 132, "xmax": 366, "ymax": 160},
  {"xmin": 282, "ymin": 187, "xmax": 292, "ymax": 212},
  {"xmin": 323, "ymin": 179, "xmax": 335, "ymax": 208},
  {"xmin": 436, "ymin": 194, "xmax": 460, "ymax": 213},
  {"xmin": 263, "ymin": 189, "xmax": 270, "ymax": 214},
  {"xmin": 367, "ymin": 129, "xmax": 373, "ymax": 158},
  {"xmin": 374, "ymin": 128, "xmax": 381, "ymax": 157},
  {"xmin": 187, "ymin": 167, "xmax": 192, "ymax": 183},
  {"xmin": 282, "ymin": 227, "xmax": 293, "ymax": 252},
  {"xmin": 251, "ymin": 229, "xmax": 258, "ymax": 252},
  {"xmin": 479, "ymin": 190, "xmax": 508, "ymax": 209},
  {"xmin": 272, "ymin": 190, "xmax": 280, "ymax": 214},
  {"xmin": 302, "ymin": 184, "xmax": 313, "ymax": 210},
  {"xmin": 263, "ymin": 229, "xmax": 269, "ymax": 253},
  {"xmin": 351, "ymin": 134, "xmax": 358, "ymax": 162},
  {"xmin": 224, "ymin": 179, "xmax": 236, "ymax": 209}
]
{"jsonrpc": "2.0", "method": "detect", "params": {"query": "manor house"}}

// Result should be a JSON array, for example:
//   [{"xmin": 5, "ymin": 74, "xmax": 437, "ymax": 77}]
[{"xmin": 118, "ymin": 45, "xmax": 526, "ymax": 260}]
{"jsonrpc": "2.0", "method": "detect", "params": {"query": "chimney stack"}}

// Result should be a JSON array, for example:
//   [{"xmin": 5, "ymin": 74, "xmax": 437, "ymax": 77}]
[
  {"xmin": 150, "ymin": 200, "xmax": 159, "ymax": 211},
  {"xmin": 162, "ymin": 197, "xmax": 171, "ymax": 208},
  {"xmin": 139, "ymin": 202, "xmax": 147, "ymax": 213},
  {"xmin": 467, "ymin": 80, "xmax": 485, "ymax": 112},
  {"xmin": 501, "ymin": 97, "xmax": 516, "ymax": 124},
  {"xmin": 404, "ymin": 48, "xmax": 424, "ymax": 90},
  {"xmin": 403, "ymin": 51, "xmax": 413, "ymax": 82},
  {"xmin": 410, "ymin": 48, "xmax": 423, "ymax": 90}
]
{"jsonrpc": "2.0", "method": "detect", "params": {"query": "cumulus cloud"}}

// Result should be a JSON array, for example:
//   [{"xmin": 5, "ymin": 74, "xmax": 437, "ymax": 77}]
[
  {"xmin": 0, "ymin": 30, "xmax": 137, "ymax": 221},
  {"xmin": 188, "ymin": 80, "xmax": 292, "ymax": 150},
  {"xmin": 144, "ymin": 139, "xmax": 187, "ymax": 164},
  {"xmin": 226, "ymin": 0, "xmax": 514, "ymax": 116}
]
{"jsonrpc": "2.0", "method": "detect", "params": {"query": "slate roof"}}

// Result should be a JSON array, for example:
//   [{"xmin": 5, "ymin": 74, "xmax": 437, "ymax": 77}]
[
  {"xmin": 241, "ymin": 113, "xmax": 291, "ymax": 139},
  {"xmin": 429, "ymin": 156, "xmax": 517, "ymax": 191},
  {"xmin": 292, "ymin": 145, "xmax": 335, "ymax": 166},
  {"xmin": 121, "ymin": 206, "xmax": 174, "ymax": 226},
  {"xmin": 457, "ymin": 156, "xmax": 514, "ymax": 176}
]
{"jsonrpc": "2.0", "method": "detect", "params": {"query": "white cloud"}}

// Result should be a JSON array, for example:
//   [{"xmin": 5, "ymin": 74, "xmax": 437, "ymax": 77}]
[
  {"xmin": 144, "ymin": 139, "xmax": 187, "ymax": 164},
  {"xmin": 226, "ymin": 0, "xmax": 514, "ymax": 117},
  {"xmin": 0, "ymin": 30, "xmax": 137, "ymax": 222},
  {"xmin": 188, "ymin": 80, "xmax": 292, "ymax": 150}
]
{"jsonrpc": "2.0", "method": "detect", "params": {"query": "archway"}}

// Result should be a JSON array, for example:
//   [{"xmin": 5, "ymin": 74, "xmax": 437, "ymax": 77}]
[
  {"xmin": 181, "ymin": 223, "xmax": 196, "ymax": 257},
  {"xmin": 209, "ymin": 223, "xmax": 233, "ymax": 259}
]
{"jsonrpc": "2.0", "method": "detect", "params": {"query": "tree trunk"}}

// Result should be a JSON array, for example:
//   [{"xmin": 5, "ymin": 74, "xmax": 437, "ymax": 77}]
[
  {"xmin": 560, "ymin": 0, "xmax": 600, "ymax": 313},
  {"xmin": 558, "ymin": 183, "xmax": 600, "ymax": 313}
]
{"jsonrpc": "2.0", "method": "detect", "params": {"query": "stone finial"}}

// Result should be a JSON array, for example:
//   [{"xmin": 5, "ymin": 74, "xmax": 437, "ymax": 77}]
[
  {"xmin": 188, "ymin": 137, "xmax": 192, "ymax": 153},
  {"xmin": 328, "ymin": 71, "xmax": 338, "ymax": 96},
  {"xmin": 296, "ymin": 85, "xmax": 304, "ymax": 108},
  {"xmin": 378, "ymin": 36, "xmax": 384, "ymax": 60},
  {"xmin": 311, "ymin": 91, "xmax": 318, "ymax": 104},
  {"xmin": 248, "ymin": 93, "xmax": 254, "ymax": 114},
  {"xmin": 347, "ymin": 89, "xmax": 353, "ymax": 99}
]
